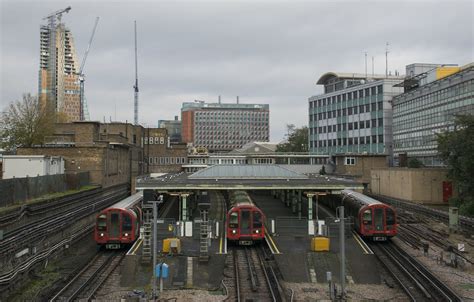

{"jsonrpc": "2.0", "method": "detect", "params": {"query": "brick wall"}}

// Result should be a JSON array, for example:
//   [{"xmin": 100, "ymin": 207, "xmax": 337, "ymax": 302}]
[{"xmin": 18, "ymin": 145, "xmax": 131, "ymax": 187}]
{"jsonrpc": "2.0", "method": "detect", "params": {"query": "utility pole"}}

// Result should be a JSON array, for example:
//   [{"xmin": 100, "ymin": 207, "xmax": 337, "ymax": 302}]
[
  {"xmin": 339, "ymin": 206, "xmax": 346, "ymax": 299},
  {"xmin": 133, "ymin": 21, "xmax": 139, "ymax": 125},
  {"xmin": 365, "ymin": 52, "xmax": 368, "ymax": 78}
]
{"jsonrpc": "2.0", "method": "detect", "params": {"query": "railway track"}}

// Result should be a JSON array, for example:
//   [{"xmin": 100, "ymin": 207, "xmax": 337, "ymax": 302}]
[
  {"xmin": 398, "ymin": 223, "xmax": 473, "ymax": 265},
  {"xmin": 50, "ymin": 250, "xmax": 125, "ymax": 301},
  {"xmin": 223, "ymin": 245, "xmax": 284, "ymax": 302},
  {"xmin": 369, "ymin": 241, "xmax": 462, "ymax": 302},
  {"xmin": 369, "ymin": 193, "xmax": 474, "ymax": 234},
  {"xmin": 0, "ymin": 186, "xmax": 128, "ymax": 287}
]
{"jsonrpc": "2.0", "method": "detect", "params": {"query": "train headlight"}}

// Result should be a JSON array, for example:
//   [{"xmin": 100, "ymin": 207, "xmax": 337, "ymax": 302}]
[
  {"xmin": 100, "ymin": 233, "xmax": 104, "ymax": 237},
  {"xmin": 124, "ymin": 233, "xmax": 129, "ymax": 237},
  {"xmin": 232, "ymin": 229, "xmax": 237, "ymax": 234},
  {"xmin": 255, "ymin": 229, "xmax": 259, "ymax": 234}
]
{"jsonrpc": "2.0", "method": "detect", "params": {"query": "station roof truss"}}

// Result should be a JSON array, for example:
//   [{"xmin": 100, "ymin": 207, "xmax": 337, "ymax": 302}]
[{"xmin": 136, "ymin": 165, "xmax": 364, "ymax": 191}]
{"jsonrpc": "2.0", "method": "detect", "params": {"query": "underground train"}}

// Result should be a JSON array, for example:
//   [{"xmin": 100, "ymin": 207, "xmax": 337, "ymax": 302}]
[
  {"xmin": 341, "ymin": 189, "xmax": 397, "ymax": 240},
  {"xmin": 94, "ymin": 192, "xmax": 143, "ymax": 249},
  {"xmin": 226, "ymin": 190, "xmax": 265, "ymax": 245}
]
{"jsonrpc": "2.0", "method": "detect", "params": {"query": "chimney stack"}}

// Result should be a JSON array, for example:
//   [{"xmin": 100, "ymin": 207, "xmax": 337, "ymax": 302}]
[
  {"xmin": 236, "ymin": 96, "xmax": 239, "ymax": 104},
  {"xmin": 218, "ymin": 95, "xmax": 221, "ymax": 104}
]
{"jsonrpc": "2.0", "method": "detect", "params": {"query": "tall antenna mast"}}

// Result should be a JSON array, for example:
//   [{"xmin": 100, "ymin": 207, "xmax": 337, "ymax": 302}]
[
  {"xmin": 385, "ymin": 42, "xmax": 389, "ymax": 78},
  {"xmin": 372, "ymin": 56, "xmax": 374, "ymax": 76},
  {"xmin": 133, "ymin": 20, "xmax": 139, "ymax": 125},
  {"xmin": 365, "ymin": 52, "xmax": 368, "ymax": 78}
]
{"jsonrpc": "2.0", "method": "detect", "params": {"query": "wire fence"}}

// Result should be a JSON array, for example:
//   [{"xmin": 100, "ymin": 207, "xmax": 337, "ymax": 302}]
[{"xmin": 0, "ymin": 172, "xmax": 90, "ymax": 207}]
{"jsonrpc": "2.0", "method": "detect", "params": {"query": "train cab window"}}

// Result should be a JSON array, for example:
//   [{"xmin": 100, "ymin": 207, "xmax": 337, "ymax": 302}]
[
  {"xmin": 374, "ymin": 208, "xmax": 383, "ymax": 231},
  {"xmin": 122, "ymin": 213, "xmax": 132, "ymax": 231},
  {"xmin": 362, "ymin": 209, "xmax": 372, "ymax": 225},
  {"xmin": 229, "ymin": 212, "xmax": 238, "ymax": 228},
  {"xmin": 253, "ymin": 211, "xmax": 262, "ymax": 228},
  {"xmin": 386, "ymin": 208, "xmax": 395, "ymax": 226},
  {"xmin": 97, "ymin": 214, "xmax": 107, "ymax": 231}
]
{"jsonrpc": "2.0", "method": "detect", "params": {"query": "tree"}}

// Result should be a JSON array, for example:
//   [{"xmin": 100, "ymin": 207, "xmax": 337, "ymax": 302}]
[
  {"xmin": 407, "ymin": 158, "xmax": 423, "ymax": 168},
  {"xmin": 0, "ymin": 93, "xmax": 56, "ymax": 152},
  {"xmin": 276, "ymin": 124, "xmax": 309, "ymax": 152},
  {"xmin": 437, "ymin": 114, "xmax": 474, "ymax": 216}
]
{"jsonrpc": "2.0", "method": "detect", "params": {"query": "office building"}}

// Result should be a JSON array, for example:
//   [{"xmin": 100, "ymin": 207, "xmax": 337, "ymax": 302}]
[
  {"xmin": 181, "ymin": 100, "xmax": 270, "ymax": 152},
  {"xmin": 392, "ymin": 63, "xmax": 474, "ymax": 166},
  {"xmin": 39, "ymin": 20, "xmax": 81, "ymax": 121},
  {"xmin": 308, "ymin": 72, "xmax": 404, "ymax": 159},
  {"xmin": 158, "ymin": 116, "xmax": 182, "ymax": 143}
]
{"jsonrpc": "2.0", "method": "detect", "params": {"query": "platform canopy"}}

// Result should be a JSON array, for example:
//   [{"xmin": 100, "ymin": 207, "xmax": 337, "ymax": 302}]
[{"xmin": 136, "ymin": 165, "xmax": 363, "ymax": 191}]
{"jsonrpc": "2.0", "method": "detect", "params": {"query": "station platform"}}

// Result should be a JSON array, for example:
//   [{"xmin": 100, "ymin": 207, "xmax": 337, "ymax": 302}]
[{"xmin": 251, "ymin": 191, "xmax": 384, "ymax": 285}]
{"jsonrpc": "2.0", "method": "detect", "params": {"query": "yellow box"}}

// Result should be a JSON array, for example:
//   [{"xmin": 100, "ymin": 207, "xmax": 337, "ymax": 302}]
[
  {"xmin": 311, "ymin": 236, "xmax": 330, "ymax": 252},
  {"xmin": 162, "ymin": 238, "xmax": 181, "ymax": 254}
]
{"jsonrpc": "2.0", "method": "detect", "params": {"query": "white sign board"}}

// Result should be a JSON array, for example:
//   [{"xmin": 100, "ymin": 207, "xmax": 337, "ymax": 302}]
[{"xmin": 458, "ymin": 243, "xmax": 465, "ymax": 252}]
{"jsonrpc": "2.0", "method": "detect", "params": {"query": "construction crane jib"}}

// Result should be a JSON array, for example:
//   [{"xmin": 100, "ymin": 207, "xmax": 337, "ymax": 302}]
[{"xmin": 79, "ymin": 17, "xmax": 100, "ymax": 121}]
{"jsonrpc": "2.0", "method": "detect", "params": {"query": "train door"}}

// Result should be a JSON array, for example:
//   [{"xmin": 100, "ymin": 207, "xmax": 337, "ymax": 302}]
[
  {"xmin": 240, "ymin": 210, "xmax": 251, "ymax": 235},
  {"xmin": 110, "ymin": 211, "xmax": 120, "ymax": 238},
  {"xmin": 374, "ymin": 207, "xmax": 384, "ymax": 232}
]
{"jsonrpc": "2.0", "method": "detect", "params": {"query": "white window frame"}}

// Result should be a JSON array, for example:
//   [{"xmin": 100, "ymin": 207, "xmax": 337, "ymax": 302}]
[{"xmin": 345, "ymin": 156, "xmax": 356, "ymax": 165}]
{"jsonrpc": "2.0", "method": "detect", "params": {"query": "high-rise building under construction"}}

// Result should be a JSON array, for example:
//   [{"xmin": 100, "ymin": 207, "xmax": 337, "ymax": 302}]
[{"xmin": 39, "ymin": 15, "xmax": 81, "ymax": 122}]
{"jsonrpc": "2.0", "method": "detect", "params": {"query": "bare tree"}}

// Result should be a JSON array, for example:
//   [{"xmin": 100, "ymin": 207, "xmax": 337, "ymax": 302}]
[{"xmin": 0, "ymin": 93, "xmax": 55, "ymax": 151}]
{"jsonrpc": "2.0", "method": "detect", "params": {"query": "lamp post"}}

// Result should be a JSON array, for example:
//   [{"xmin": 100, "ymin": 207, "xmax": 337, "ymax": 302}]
[{"xmin": 338, "ymin": 192, "xmax": 352, "ymax": 299}]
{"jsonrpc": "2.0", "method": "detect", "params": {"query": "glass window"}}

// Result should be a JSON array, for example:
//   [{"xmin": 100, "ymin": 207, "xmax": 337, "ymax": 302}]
[
  {"xmin": 354, "ymin": 106, "xmax": 358, "ymax": 114},
  {"xmin": 97, "ymin": 214, "xmax": 107, "ymax": 231},
  {"xmin": 362, "ymin": 209, "xmax": 372, "ymax": 225},
  {"xmin": 229, "ymin": 212, "xmax": 238, "ymax": 228},
  {"xmin": 386, "ymin": 208, "xmax": 395, "ymax": 225},
  {"xmin": 122, "ymin": 213, "xmax": 132, "ymax": 231},
  {"xmin": 253, "ymin": 211, "xmax": 262, "ymax": 228},
  {"xmin": 366, "ymin": 120, "xmax": 370, "ymax": 128}
]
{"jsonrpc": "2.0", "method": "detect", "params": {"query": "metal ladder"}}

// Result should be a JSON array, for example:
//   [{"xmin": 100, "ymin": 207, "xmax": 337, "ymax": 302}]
[
  {"xmin": 142, "ymin": 205, "xmax": 153, "ymax": 263},
  {"xmin": 199, "ymin": 210, "xmax": 209, "ymax": 262}
]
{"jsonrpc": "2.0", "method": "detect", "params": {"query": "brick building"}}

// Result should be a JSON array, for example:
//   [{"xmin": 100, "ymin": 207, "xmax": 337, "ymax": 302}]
[
  {"xmin": 17, "ymin": 122, "xmax": 187, "ymax": 187},
  {"xmin": 18, "ymin": 121, "xmax": 145, "ymax": 188},
  {"xmin": 143, "ymin": 128, "xmax": 187, "ymax": 174}
]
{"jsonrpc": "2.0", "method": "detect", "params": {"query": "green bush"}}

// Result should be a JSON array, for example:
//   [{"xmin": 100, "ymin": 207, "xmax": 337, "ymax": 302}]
[{"xmin": 407, "ymin": 158, "xmax": 423, "ymax": 168}]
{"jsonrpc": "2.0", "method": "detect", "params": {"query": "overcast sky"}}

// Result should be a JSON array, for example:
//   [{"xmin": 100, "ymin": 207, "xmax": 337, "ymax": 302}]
[{"xmin": 1, "ymin": 0, "xmax": 472, "ymax": 141}]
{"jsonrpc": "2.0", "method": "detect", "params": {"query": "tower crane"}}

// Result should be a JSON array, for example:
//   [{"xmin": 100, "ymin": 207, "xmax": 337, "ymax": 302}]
[{"xmin": 78, "ymin": 17, "xmax": 100, "ymax": 121}]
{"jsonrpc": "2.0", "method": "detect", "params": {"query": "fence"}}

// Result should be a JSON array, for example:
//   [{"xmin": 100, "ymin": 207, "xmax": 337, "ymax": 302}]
[{"xmin": 0, "ymin": 172, "xmax": 90, "ymax": 207}]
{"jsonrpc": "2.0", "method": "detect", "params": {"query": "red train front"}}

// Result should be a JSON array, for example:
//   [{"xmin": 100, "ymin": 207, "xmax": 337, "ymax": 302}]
[
  {"xmin": 226, "ymin": 191, "xmax": 265, "ymax": 245},
  {"xmin": 94, "ymin": 192, "xmax": 143, "ymax": 249},
  {"xmin": 342, "ymin": 190, "xmax": 397, "ymax": 240}
]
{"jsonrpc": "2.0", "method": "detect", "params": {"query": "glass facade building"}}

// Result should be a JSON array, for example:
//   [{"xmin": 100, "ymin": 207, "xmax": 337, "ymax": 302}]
[
  {"xmin": 393, "ymin": 63, "xmax": 474, "ymax": 166},
  {"xmin": 308, "ymin": 72, "xmax": 404, "ymax": 159}
]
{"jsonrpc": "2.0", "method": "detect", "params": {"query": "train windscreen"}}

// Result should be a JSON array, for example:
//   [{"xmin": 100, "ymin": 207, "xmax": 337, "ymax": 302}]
[
  {"xmin": 110, "ymin": 212, "xmax": 120, "ymax": 237},
  {"xmin": 362, "ymin": 209, "xmax": 372, "ymax": 226},
  {"xmin": 253, "ymin": 211, "xmax": 262, "ymax": 228},
  {"xmin": 97, "ymin": 214, "xmax": 107, "ymax": 231},
  {"xmin": 241, "ymin": 210, "xmax": 251, "ymax": 235},
  {"xmin": 374, "ymin": 208, "xmax": 383, "ymax": 231},
  {"xmin": 229, "ymin": 212, "xmax": 238, "ymax": 228},
  {"xmin": 386, "ymin": 208, "xmax": 395, "ymax": 228},
  {"xmin": 122, "ymin": 213, "xmax": 132, "ymax": 231}
]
